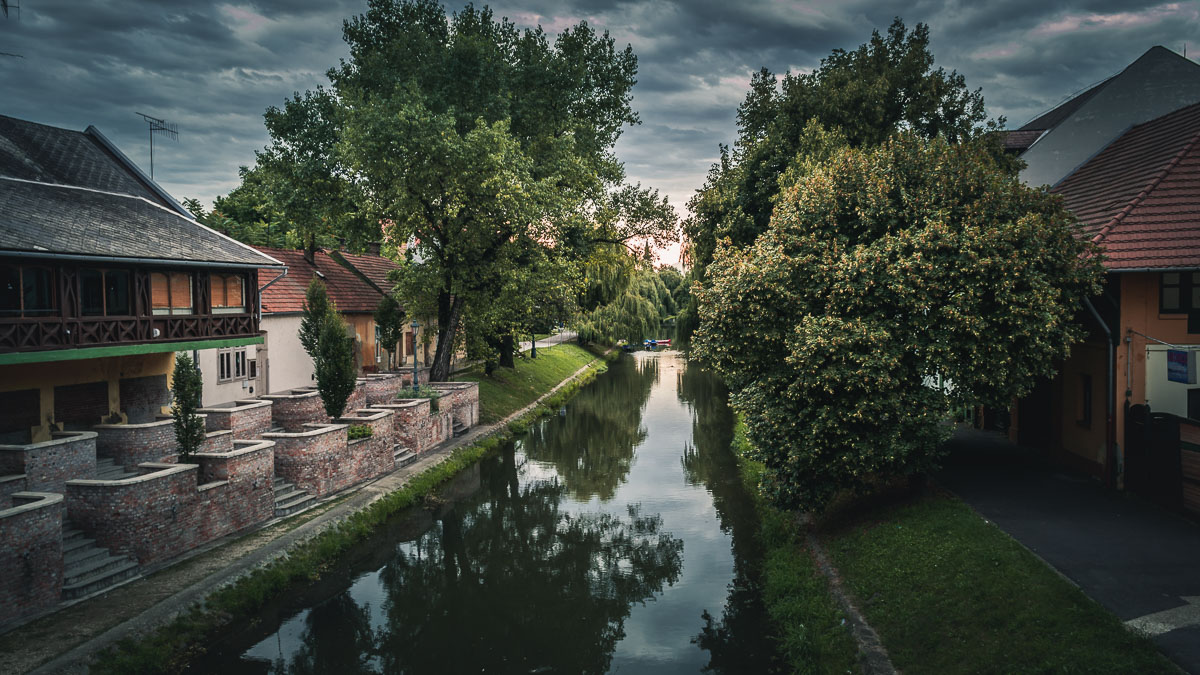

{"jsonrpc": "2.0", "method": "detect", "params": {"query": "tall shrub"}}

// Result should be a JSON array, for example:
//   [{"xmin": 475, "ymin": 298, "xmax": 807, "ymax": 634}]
[
  {"xmin": 171, "ymin": 352, "xmax": 206, "ymax": 460},
  {"xmin": 374, "ymin": 294, "xmax": 406, "ymax": 370},
  {"xmin": 302, "ymin": 277, "xmax": 358, "ymax": 419}
]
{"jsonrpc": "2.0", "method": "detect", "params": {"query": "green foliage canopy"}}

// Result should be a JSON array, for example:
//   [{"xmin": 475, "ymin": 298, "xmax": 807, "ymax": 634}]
[{"xmin": 694, "ymin": 134, "xmax": 1104, "ymax": 511}]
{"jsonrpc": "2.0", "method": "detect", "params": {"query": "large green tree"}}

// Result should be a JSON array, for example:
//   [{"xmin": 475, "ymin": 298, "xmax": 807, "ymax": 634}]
[
  {"xmin": 680, "ymin": 19, "xmax": 1004, "ymax": 343},
  {"xmin": 694, "ymin": 133, "xmax": 1104, "ymax": 511},
  {"xmin": 239, "ymin": 0, "xmax": 675, "ymax": 382}
]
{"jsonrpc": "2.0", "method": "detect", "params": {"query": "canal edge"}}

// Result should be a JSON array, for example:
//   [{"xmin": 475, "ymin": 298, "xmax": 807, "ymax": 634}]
[
  {"xmin": 26, "ymin": 349, "xmax": 611, "ymax": 675},
  {"xmin": 801, "ymin": 517, "xmax": 899, "ymax": 675}
]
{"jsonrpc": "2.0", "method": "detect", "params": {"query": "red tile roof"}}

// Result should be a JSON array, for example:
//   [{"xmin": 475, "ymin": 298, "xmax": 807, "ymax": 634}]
[
  {"xmin": 1004, "ymin": 129, "xmax": 1043, "ymax": 151},
  {"xmin": 332, "ymin": 250, "xmax": 400, "ymax": 294},
  {"xmin": 255, "ymin": 246, "xmax": 382, "ymax": 314},
  {"xmin": 1052, "ymin": 102, "xmax": 1200, "ymax": 271}
]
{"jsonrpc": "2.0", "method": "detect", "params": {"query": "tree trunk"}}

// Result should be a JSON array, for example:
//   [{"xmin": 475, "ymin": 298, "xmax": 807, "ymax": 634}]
[
  {"xmin": 429, "ymin": 290, "xmax": 463, "ymax": 382},
  {"xmin": 499, "ymin": 333, "xmax": 515, "ymax": 369}
]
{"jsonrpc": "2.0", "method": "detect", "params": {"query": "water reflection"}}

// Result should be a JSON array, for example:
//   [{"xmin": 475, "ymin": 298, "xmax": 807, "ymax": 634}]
[
  {"xmin": 202, "ymin": 353, "xmax": 781, "ymax": 674},
  {"xmin": 522, "ymin": 356, "xmax": 660, "ymax": 501}
]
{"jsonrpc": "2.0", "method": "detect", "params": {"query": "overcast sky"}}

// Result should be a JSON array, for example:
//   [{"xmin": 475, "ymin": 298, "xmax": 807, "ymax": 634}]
[{"xmin": 3, "ymin": 1, "xmax": 1198, "ymax": 265}]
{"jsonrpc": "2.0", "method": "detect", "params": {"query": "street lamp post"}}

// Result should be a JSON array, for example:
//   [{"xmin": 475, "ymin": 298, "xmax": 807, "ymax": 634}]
[
  {"xmin": 531, "ymin": 304, "xmax": 540, "ymax": 359},
  {"xmin": 411, "ymin": 320, "xmax": 420, "ymax": 394}
]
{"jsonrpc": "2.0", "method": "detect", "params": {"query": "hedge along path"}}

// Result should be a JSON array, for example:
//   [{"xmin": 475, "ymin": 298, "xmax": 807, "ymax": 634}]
[{"xmin": 15, "ymin": 347, "xmax": 610, "ymax": 675}]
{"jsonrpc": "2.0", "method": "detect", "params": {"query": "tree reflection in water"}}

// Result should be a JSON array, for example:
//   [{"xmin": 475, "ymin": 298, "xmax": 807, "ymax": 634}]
[
  {"xmin": 520, "ymin": 355, "xmax": 660, "ymax": 501},
  {"xmin": 268, "ymin": 449, "xmax": 684, "ymax": 675},
  {"xmin": 678, "ymin": 362, "xmax": 784, "ymax": 673}
]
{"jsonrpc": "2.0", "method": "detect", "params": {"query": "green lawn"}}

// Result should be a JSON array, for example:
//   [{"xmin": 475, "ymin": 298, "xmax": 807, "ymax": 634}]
[
  {"xmin": 736, "ymin": 427, "xmax": 859, "ymax": 674},
  {"xmin": 823, "ymin": 492, "xmax": 1175, "ymax": 674},
  {"xmin": 454, "ymin": 343, "xmax": 598, "ymax": 423}
]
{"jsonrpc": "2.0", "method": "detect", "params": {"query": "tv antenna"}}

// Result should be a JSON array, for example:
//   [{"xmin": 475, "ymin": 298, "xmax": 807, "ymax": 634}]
[
  {"xmin": 1, "ymin": 1, "xmax": 20, "ymax": 20},
  {"xmin": 136, "ymin": 112, "xmax": 178, "ymax": 180}
]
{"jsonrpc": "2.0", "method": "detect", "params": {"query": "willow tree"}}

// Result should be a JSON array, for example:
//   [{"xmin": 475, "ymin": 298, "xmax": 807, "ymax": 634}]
[{"xmin": 695, "ymin": 134, "xmax": 1104, "ymax": 511}]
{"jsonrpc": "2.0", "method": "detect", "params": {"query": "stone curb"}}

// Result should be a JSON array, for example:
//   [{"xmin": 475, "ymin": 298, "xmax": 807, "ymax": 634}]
[{"xmin": 27, "ymin": 348, "xmax": 606, "ymax": 675}]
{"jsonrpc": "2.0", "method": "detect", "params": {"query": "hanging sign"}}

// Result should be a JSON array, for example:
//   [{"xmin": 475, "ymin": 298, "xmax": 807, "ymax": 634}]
[{"xmin": 1167, "ymin": 350, "xmax": 1197, "ymax": 384}]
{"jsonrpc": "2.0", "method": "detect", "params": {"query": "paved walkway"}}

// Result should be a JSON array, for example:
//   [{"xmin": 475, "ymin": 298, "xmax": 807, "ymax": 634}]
[{"xmin": 938, "ymin": 427, "xmax": 1200, "ymax": 673}]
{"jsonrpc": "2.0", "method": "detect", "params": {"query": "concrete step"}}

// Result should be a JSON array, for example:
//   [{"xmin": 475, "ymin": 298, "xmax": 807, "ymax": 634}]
[
  {"xmin": 394, "ymin": 449, "xmax": 417, "ymax": 468},
  {"xmin": 272, "ymin": 487, "xmax": 308, "ymax": 504},
  {"xmin": 63, "ymin": 535, "xmax": 97, "ymax": 556},
  {"xmin": 61, "ymin": 559, "xmax": 139, "ymax": 600},
  {"xmin": 272, "ymin": 476, "xmax": 287, "ymax": 490},
  {"xmin": 63, "ymin": 542, "xmax": 108, "ymax": 568},
  {"xmin": 64, "ymin": 553, "xmax": 133, "ymax": 587},
  {"xmin": 62, "ymin": 527, "xmax": 85, "ymax": 543},
  {"xmin": 274, "ymin": 492, "xmax": 316, "ymax": 517}
]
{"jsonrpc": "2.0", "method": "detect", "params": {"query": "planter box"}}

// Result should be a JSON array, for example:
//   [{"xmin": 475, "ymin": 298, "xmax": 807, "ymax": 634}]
[
  {"xmin": 198, "ymin": 399, "xmax": 273, "ymax": 439},
  {"xmin": 371, "ymin": 398, "xmax": 450, "ymax": 453},
  {"xmin": 428, "ymin": 382, "xmax": 480, "ymax": 429},
  {"xmin": 92, "ymin": 419, "xmax": 179, "ymax": 469},
  {"xmin": 194, "ymin": 439, "xmax": 275, "ymax": 534},
  {"xmin": 262, "ymin": 423, "xmax": 351, "ymax": 498},
  {"xmin": 0, "ymin": 431, "xmax": 98, "ymax": 493},
  {"xmin": 337, "ymin": 409, "xmax": 397, "ymax": 482},
  {"xmin": 0, "ymin": 492, "xmax": 63, "ymax": 626},
  {"xmin": 261, "ymin": 388, "xmax": 325, "ymax": 432}
]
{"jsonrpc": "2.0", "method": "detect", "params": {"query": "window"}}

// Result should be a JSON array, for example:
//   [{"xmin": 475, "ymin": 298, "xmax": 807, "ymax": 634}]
[
  {"xmin": 405, "ymin": 332, "xmax": 416, "ymax": 362},
  {"xmin": 0, "ymin": 265, "xmax": 55, "ymax": 318},
  {"xmin": 217, "ymin": 346, "xmax": 248, "ymax": 383},
  {"xmin": 151, "ymin": 272, "xmax": 193, "ymax": 315},
  {"xmin": 1159, "ymin": 272, "xmax": 1200, "ymax": 314},
  {"xmin": 80, "ymin": 269, "xmax": 131, "ymax": 316},
  {"xmin": 211, "ymin": 274, "xmax": 246, "ymax": 314}
]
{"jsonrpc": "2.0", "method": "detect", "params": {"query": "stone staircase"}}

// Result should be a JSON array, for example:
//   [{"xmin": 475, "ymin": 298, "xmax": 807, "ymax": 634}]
[
  {"xmin": 452, "ymin": 420, "xmax": 467, "ymax": 438},
  {"xmin": 61, "ymin": 524, "xmax": 139, "ymax": 600},
  {"xmin": 394, "ymin": 444, "xmax": 417, "ymax": 469},
  {"xmin": 272, "ymin": 477, "xmax": 316, "ymax": 517},
  {"xmin": 95, "ymin": 457, "xmax": 137, "ymax": 480}
]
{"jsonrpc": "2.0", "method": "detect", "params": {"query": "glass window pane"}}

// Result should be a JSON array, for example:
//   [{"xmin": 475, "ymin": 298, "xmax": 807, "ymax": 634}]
[
  {"xmin": 1164, "ymin": 272, "xmax": 1181, "ymax": 285},
  {"xmin": 1163, "ymin": 287, "xmax": 1181, "ymax": 310},
  {"xmin": 211, "ymin": 275, "xmax": 227, "ymax": 308},
  {"xmin": 1191, "ymin": 286, "xmax": 1200, "ymax": 311},
  {"xmin": 22, "ymin": 268, "xmax": 54, "ymax": 316},
  {"xmin": 1, "ymin": 266, "xmax": 21, "ymax": 317},
  {"xmin": 105, "ymin": 269, "xmax": 130, "ymax": 315},
  {"xmin": 1191, "ymin": 272, "xmax": 1200, "ymax": 284},
  {"xmin": 228, "ymin": 275, "xmax": 243, "ymax": 309},
  {"xmin": 80, "ymin": 269, "xmax": 104, "ymax": 316}
]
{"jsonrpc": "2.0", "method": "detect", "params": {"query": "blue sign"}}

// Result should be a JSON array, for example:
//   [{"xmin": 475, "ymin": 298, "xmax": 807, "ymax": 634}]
[{"xmin": 1167, "ymin": 350, "xmax": 1196, "ymax": 384}]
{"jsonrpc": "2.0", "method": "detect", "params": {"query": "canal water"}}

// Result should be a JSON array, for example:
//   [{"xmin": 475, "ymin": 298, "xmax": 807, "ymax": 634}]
[{"xmin": 200, "ymin": 351, "xmax": 780, "ymax": 673}]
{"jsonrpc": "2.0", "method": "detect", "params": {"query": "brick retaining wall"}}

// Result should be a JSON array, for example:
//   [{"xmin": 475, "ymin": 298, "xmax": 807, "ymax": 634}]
[
  {"xmin": 198, "ymin": 400, "xmax": 273, "ymax": 439},
  {"xmin": 92, "ymin": 419, "xmax": 179, "ymax": 469},
  {"xmin": 0, "ymin": 473, "xmax": 28, "ymax": 502},
  {"xmin": 0, "ymin": 492, "xmax": 63, "ymax": 626},
  {"xmin": 362, "ymin": 374, "xmax": 402, "ymax": 406},
  {"xmin": 199, "ymin": 430, "xmax": 234, "ymax": 454},
  {"xmin": 261, "ymin": 389, "xmax": 325, "ymax": 432},
  {"xmin": 428, "ymin": 382, "xmax": 480, "ymax": 428},
  {"xmin": 370, "ymin": 399, "xmax": 450, "ymax": 453},
  {"xmin": 336, "ymin": 409, "xmax": 396, "ymax": 481},
  {"xmin": 0, "ymin": 431, "xmax": 97, "ymax": 493},
  {"xmin": 65, "ymin": 444, "xmax": 275, "ymax": 565},
  {"xmin": 262, "ymin": 424, "xmax": 350, "ymax": 498}
]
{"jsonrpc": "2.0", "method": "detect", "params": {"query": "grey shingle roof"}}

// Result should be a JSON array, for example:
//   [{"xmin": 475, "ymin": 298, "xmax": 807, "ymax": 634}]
[
  {"xmin": 0, "ymin": 115, "xmax": 280, "ymax": 268},
  {"xmin": 0, "ymin": 179, "xmax": 280, "ymax": 267}
]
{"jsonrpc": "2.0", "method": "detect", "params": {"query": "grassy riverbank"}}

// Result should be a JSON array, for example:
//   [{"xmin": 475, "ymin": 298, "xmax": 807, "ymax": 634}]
[
  {"xmin": 736, "ymin": 421, "xmax": 1174, "ymax": 673},
  {"xmin": 734, "ymin": 424, "xmax": 859, "ymax": 673},
  {"xmin": 89, "ymin": 343, "xmax": 606, "ymax": 674},
  {"xmin": 454, "ymin": 342, "xmax": 602, "ymax": 422}
]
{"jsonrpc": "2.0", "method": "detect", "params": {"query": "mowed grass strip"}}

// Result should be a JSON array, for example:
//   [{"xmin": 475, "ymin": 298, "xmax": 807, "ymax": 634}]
[
  {"xmin": 736, "ymin": 425, "xmax": 859, "ymax": 674},
  {"xmin": 454, "ymin": 342, "xmax": 598, "ymax": 423},
  {"xmin": 823, "ymin": 492, "xmax": 1175, "ymax": 674}
]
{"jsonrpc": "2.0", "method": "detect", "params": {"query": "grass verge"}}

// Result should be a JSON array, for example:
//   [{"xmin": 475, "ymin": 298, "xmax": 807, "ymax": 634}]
[
  {"xmin": 454, "ymin": 342, "xmax": 603, "ymax": 423},
  {"xmin": 733, "ymin": 421, "xmax": 860, "ymax": 674},
  {"xmin": 822, "ymin": 491, "xmax": 1176, "ymax": 674},
  {"xmin": 90, "ymin": 345, "xmax": 607, "ymax": 674}
]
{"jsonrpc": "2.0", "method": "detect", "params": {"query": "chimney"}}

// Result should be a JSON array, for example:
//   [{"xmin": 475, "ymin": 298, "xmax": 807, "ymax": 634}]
[{"xmin": 367, "ymin": 241, "xmax": 382, "ymax": 256}]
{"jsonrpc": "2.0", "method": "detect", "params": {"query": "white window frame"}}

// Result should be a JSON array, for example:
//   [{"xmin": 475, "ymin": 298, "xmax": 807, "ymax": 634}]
[{"xmin": 217, "ymin": 346, "xmax": 248, "ymax": 383}]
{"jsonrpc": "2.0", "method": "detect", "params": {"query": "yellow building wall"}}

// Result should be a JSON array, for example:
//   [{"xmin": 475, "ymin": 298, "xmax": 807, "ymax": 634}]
[{"xmin": 0, "ymin": 352, "xmax": 175, "ymax": 442}]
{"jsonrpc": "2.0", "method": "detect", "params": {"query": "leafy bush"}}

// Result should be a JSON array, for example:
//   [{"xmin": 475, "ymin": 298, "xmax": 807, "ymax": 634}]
[{"xmin": 347, "ymin": 424, "xmax": 373, "ymax": 441}]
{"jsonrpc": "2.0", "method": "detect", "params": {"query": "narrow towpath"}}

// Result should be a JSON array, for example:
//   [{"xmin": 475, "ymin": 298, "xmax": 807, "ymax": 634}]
[{"xmin": 3, "ymin": 352, "xmax": 601, "ymax": 675}]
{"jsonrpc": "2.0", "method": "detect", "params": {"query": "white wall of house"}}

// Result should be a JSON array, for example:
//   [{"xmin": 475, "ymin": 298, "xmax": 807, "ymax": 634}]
[
  {"xmin": 261, "ymin": 314, "xmax": 314, "ymax": 395},
  {"xmin": 198, "ymin": 341, "xmax": 267, "ymax": 406}
]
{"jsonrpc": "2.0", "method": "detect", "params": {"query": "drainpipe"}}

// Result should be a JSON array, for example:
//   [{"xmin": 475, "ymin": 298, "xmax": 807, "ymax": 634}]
[{"xmin": 1084, "ymin": 296, "xmax": 1117, "ymax": 488}]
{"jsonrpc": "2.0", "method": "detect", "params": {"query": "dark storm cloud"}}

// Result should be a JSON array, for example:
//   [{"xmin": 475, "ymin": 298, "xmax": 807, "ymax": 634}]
[{"xmin": 3, "ymin": 0, "xmax": 1198, "ymax": 265}]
